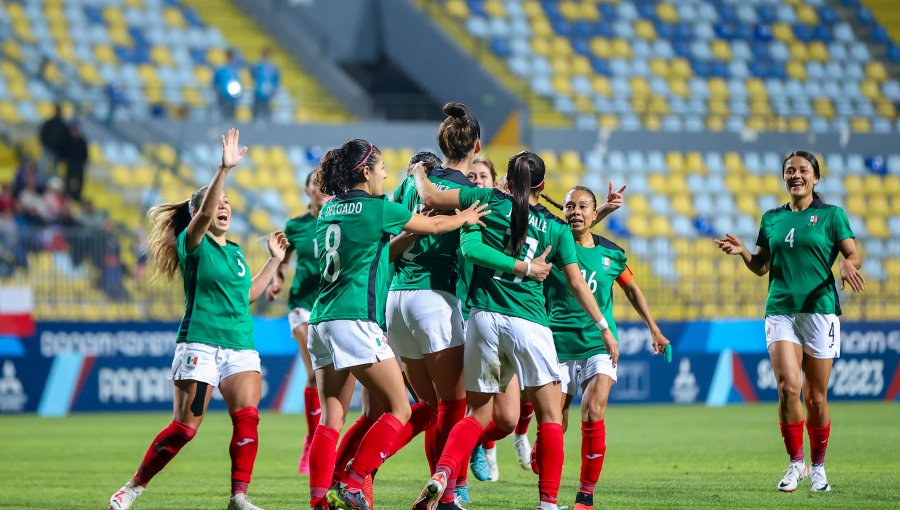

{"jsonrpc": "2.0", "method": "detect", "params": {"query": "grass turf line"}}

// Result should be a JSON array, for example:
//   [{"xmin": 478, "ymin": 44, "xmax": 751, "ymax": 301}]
[{"xmin": 0, "ymin": 403, "xmax": 898, "ymax": 509}]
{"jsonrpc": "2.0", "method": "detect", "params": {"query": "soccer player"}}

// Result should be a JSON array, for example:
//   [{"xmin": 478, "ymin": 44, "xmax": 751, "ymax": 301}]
[
  {"xmin": 544, "ymin": 186, "xmax": 669, "ymax": 510},
  {"xmin": 410, "ymin": 151, "xmax": 619, "ymax": 510},
  {"xmin": 716, "ymin": 151, "xmax": 864, "ymax": 493},
  {"xmin": 109, "ymin": 129, "xmax": 289, "ymax": 510},
  {"xmin": 305, "ymin": 138, "xmax": 496, "ymax": 510},
  {"xmin": 266, "ymin": 169, "xmax": 330, "ymax": 474}
]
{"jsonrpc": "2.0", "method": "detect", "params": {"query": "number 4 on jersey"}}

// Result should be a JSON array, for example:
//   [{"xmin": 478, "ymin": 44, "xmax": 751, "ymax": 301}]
[{"xmin": 784, "ymin": 227, "xmax": 795, "ymax": 248}]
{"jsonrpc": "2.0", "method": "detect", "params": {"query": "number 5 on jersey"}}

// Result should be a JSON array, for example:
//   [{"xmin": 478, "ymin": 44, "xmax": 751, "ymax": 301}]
[{"xmin": 323, "ymin": 224, "xmax": 342, "ymax": 283}]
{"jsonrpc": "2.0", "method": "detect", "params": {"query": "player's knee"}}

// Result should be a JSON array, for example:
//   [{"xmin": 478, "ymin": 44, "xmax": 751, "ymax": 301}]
[
  {"xmin": 320, "ymin": 407, "xmax": 346, "ymax": 430},
  {"xmin": 777, "ymin": 378, "xmax": 802, "ymax": 400},
  {"xmin": 581, "ymin": 400, "xmax": 607, "ymax": 422},
  {"xmin": 804, "ymin": 391, "xmax": 828, "ymax": 411},
  {"xmin": 388, "ymin": 399, "xmax": 412, "ymax": 423}
]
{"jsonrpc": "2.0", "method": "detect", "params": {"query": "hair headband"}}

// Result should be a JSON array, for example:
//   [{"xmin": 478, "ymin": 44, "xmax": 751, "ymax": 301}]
[
  {"xmin": 531, "ymin": 179, "xmax": 545, "ymax": 189},
  {"xmin": 351, "ymin": 143, "xmax": 374, "ymax": 173}
]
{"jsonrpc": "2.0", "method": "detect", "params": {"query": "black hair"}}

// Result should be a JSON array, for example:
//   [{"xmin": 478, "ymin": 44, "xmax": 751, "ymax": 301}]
[
  {"xmin": 305, "ymin": 170, "xmax": 317, "ymax": 187},
  {"xmin": 318, "ymin": 139, "xmax": 381, "ymax": 196},
  {"xmin": 542, "ymin": 185, "xmax": 596, "ymax": 211},
  {"xmin": 782, "ymin": 150, "xmax": 822, "ymax": 201},
  {"xmin": 438, "ymin": 102, "xmax": 481, "ymax": 161},
  {"xmin": 408, "ymin": 151, "xmax": 442, "ymax": 172},
  {"xmin": 506, "ymin": 151, "xmax": 546, "ymax": 257}
]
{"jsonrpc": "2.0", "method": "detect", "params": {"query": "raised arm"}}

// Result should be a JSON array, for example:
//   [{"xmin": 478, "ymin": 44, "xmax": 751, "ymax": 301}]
[
  {"xmin": 250, "ymin": 231, "xmax": 289, "ymax": 303},
  {"xmin": 186, "ymin": 128, "xmax": 248, "ymax": 252},
  {"xmin": 411, "ymin": 163, "xmax": 463, "ymax": 210},
  {"xmin": 838, "ymin": 237, "xmax": 865, "ymax": 293},
  {"xmin": 715, "ymin": 233, "xmax": 770, "ymax": 276},
  {"xmin": 619, "ymin": 278, "xmax": 669, "ymax": 355},
  {"xmin": 459, "ymin": 226, "xmax": 553, "ymax": 281},
  {"xmin": 562, "ymin": 263, "xmax": 619, "ymax": 365},
  {"xmin": 591, "ymin": 180, "xmax": 626, "ymax": 227},
  {"xmin": 265, "ymin": 246, "xmax": 292, "ymax": 301}
]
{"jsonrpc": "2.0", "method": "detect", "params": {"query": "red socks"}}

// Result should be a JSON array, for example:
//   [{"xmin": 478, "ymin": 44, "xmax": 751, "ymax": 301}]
[
  {"xmin": 516, "ymin": 401, "xmax": 535, "ymax": 435},
  {"xmin": 391, "ymin": 402, "xmax": 437, "ymax": 456},
  {"xmin": 779, "ymin": 420, "xmax": 805, "ymax": 462},
  {"xmin": 133, "ymin": 420, "xmax": 197, "ymax": 487},
  {"xmin": 309, "ymin": 425, "xmax": 339, "ymax": 507},
  {"xmin": 579, "ymin": 420, "xmax": 607, "ymax": 494},
  {"xmin": 333, "ymin": 415, "xmax": 376, "ymax": 482},
  {"xmin": 424, "ymin": 422, "xmax": 438, "ymax": 474},
  {"xmin": 481, "ymin": 420, "xmax": 511, "ymax": 444},
  {"xmin": 229, "ymin": 407, "xmax": 259, "ymax": 495},
  {"xmin": 435, "ymin": 416, "xmax": 485, "ymax": 479},
  {"xmin": 536, "ymin": 422, "xmax": 564, "ymax": 505},
  {"xmin": 807, "ymin": 421, "xmax": 830, "ymax": 465},
  {"xmin": 304, "ymin": 387, "xmax": 321, "ymax": 436},
  {"xmin": 436, "ymin": 399, "xmax": 466, "ymax": 471},
  {"xmin": 345, "ymin": 413, "xmax": 404, "ymax": 489}
]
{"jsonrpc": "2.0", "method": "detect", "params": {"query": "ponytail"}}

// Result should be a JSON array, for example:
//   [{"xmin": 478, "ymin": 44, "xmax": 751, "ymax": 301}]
[
  {"xmin": 438, "ymin": 102, "xmax": 481, "ymax": 161},
  {"xmin": 319, "ymin": 139, "xmax": 381, "ymax": 196},
  {"xmin": 506, "ymin": 151, "xmax": 546, "ymax": 257},
  {"xmin": 146, "ymin": 186, "xmax": 208, "ymax": 281},
  {"xmin": 540, "ymin": 193, "xmax": 563, "ymax": 210}
]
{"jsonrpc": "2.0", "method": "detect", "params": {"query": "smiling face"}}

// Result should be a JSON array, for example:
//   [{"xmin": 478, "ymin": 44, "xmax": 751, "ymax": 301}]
[
  {"xmin": 207, "ymin": 192, "xmax": 231, "ymax": 234},
  {"xmin": 564, "ymin": 188, "xmax": 597, "ymax": 235},
  {"xmin": 783, "ymin": 155, "xmax": 819, "ymax": 200},
  {"xmin": 364, "ymin": 155, "xmax": 386, "ymax": 196},
  {"xmin": 467, "ymin": 162, "xmax": 495, "ymax": 189}
]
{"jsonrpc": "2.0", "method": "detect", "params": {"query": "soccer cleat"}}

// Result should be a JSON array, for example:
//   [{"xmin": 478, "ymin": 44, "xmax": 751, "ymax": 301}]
[
  {"xmin": 454, "ymin": 485, "xmax": 471, "ymax": 504},
  {"xmin": 485, "ymin": 445, "xmax": 499, "ymax": 482},
  {"xmin": 573, "ymin": 491, "xmax": 594, "ymax": 510},
  {"xmin": 362, "ymin": 474, "xmax": 375, "ymax": 509},
  {"xmin": 437, "ymin": 500, "xmax": 467, "ymax": 510},
  {"xmin": 537, "ymin": 502, "xmax": 560, "ymax": 510},
  {"xmin": 227, "ymin": 493, "xmax": 264, "ymax": 510},
  {"xmin": 298, "ymin": 435, "xmax": 312, "ymax": 475},
  {"xmin": 513, "ymin": 433, "xmax": 533, "ymax": 470},
  {"xmin": 777, "ymin": 461, "xmax": 809, "ymax": 492},
  {"xmin": 327, "ymin": 483, "xmax": 370, "ymax": 510},
  {"xmin": 810, "ymin": 464, "xmax": 832, "ymax": 492},
  {"xmin": 109, "ymin": 480, "xmax": 144, "ymax": 510},
  {"xmin": 469, "ymin": 445, "xmax": 490, "ymax": 481},
  {"xmin": 412, "ymin": 471, "xmax": 447, "ymax": 510}
]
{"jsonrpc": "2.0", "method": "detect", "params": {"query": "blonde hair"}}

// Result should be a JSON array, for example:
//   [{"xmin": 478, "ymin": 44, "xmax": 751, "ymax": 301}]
[{"xmin": 146, "ymin": 186, "xmax": 207, "ymax": 281}]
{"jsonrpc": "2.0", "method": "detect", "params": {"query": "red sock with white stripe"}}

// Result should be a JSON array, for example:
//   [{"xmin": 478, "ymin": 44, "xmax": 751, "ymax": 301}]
[
  {"xmin": 309, "ymin": 425, "xmax": 339, "ymax": 508},
  {"xmin": 344, "ymin": 413, "xmax": 404, "ymax": 489},
  {"xmin": 229, "ymin": 407, "xmax": 259, "ymax": 495},
  {"xmin": 304, "ymin": 387, "xmax": 321, "ymax": 436},
  {"xmin": 807, "ymin": 421, "xmax": 830, "ymax": 465},
  {"xmin": 332, "ymin": 415, "xmax": 375, "ymax": 483},
  {"xmin": 536, "ymin": 422, "xmax": 564, "ymax": 505},
  {"xmin": 579, "ymin": 420, "xmax": 606, "ymax": 494},
  {"xmin": 779, "ymin": 420, "xmax": 805, "ymax": 462},
  {"xmin": 133, "ymin": 420, "xmax": 197, "ymax": 487},
  {"xmin": 516, "ymin": 401, "xmax": 535, "ymax": 435}
]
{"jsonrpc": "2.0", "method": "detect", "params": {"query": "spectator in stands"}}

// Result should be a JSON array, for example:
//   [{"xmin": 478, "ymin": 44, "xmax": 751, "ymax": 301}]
[
  {"xmin": 13, "ymin": 158, "xmax": 39, "ymax": 198},
  {"xmin": 38, "ymin": 104, "xmax": 70, "ymax": 178},
  {"xmin": 104, "ymin": 82, "xmax": 127, "ymax": 125},
  {"xmin": 99, "ymin": 219, "xmax": 128, "ymax": 301},
  {"xmin": 16, "ymin": 170, "xmax": 46, "ymax": 225},
  {"xmin": 0, "ymin": 183, "xmax": 13, "ymax": 214},
  {"xmin": 63, "ymin": 123, "xmax": 89, "ymax": 201},
  {"xmin": 132, "ymin": 226, "xmax": 149, "ymax": 281},
  {"xmin": 213, "ymin": 49, "xmax": 242, "ymax": 120},
  {"xmin": 43, "ymin": 176, "xmax": 74, "ymax": 226},
  {"xmin": 252, "ymin": 48, "xmax": 280, "ymax": 121}
]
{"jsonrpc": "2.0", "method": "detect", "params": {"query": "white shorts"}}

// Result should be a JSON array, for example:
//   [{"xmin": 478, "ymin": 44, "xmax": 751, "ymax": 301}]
[
  {"xmin": 559, "ymin": 354, "xmax": 618, "ymax": 397},
  {"xmin": 288, "ymin": 307, "xmax": 311, "ymax": 332},
  {"xmin": 386, "ymin": 289, "xmax": 466, "ymax": 360},
  {"xmin": 308, "ymin": 320, "xmax": 395, "ymax": 371},
  {"xmin": 169, "ymin": 342, "xmax": 261, "ymax": 387},
  {"xmin": 464, "ymin": 309, "xmax": 560, "ymax": 393},
  {"xmin": 765, "ymin": 313, "xmax": 841, "ymax": 359}
]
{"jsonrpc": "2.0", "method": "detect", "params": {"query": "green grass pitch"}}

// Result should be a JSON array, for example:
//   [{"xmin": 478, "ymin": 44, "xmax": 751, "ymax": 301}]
[{"xmin": 1, "ymin": 403, "xmax": 898, "ymax": 509}]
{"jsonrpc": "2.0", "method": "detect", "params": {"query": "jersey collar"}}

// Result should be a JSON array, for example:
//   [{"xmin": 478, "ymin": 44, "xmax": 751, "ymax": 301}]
[{"xmin": 780, "ymin": 196, "xmax": 826, "ymax": 211}]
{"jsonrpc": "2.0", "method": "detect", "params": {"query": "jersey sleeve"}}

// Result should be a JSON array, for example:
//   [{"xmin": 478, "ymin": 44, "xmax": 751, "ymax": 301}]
[
  {"xmin": 392, "ymin": 178, "xmax": 407, "ymax": 203},
  {"xmin": 459, "ymin": 225, "xmax": 517, "ymax": 274},
  {"xmin": 458, "ymin": 187, "xmax": 494, "ymax": 210},
  {"xmin": 551, "ymin": 227, "xmax": 578, "ymax": 267},
  {"xmin": 831, "ymin": 207, "xmax": 855, "ymax": 242},
  {"xmin": 382, "ymin": 199, "xmax": 414, "ymax": 235},
  {"xmin": 755, "ymin": 214, "xmax": 769, "ymax": 251},
  {"xmin": 176, "ymin": 228, "xmax": 205, "ymax": 260},
  {"xmin": 616, "ymin": 266, "xmax": 634, "ymax": 287}
]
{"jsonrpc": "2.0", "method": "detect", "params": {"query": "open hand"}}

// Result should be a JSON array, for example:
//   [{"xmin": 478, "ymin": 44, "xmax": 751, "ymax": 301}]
[
  {"xmin": 221, "ymin": 128, "xmax": 249, "ymax": 169},
  {"xmin": 715, "ymin": 233, "xmax": 746, "ymax": 255},
  {"xmin": 455, "ymin": 200, "xmax": 491, "ymax": 227},
  {"xmin": 267, "ymin": 230, "xmax": 290, "ymax": 261}
]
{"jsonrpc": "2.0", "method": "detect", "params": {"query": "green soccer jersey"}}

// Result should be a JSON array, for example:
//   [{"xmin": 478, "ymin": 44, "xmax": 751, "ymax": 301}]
[
  {"xmin": 546, "ymin": 234, "xmax": 627, "ymax": 360},
  {"xmin": 284, "ymin": 213, "xmax": 319, "ymax": 311},
  {"xmin": 755, "ymin": 198, "xmax": 854, "ymax": 316},
  {"xmin": 459, "ymin": 187, "xmax": 577, "ymax": 326},
  {"xmin": 309, "ymin": 190, "xmax": 413, "ymax": 327},
  {"xmin": 176, "ymin": 230, "xmax": 254, "ymax": 350},
  {"xmin": 391, "ymin": 167, "xmax": 476, "ymax": 294},
  {"xmin": 457, "ymin": 256, "xmax": 474, "ymax": 319}
]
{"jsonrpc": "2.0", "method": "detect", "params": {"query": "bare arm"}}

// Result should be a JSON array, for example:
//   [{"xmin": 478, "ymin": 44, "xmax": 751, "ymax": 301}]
[
  {"xmin": 562, "ymin": 263, "xmax": 619, "ymax": 365},
  {"xmin": 591, "ymin": 181, "xmax": 626, "ymax": 227},
  {"xmin": 838, "ymin": 237, "xmax": 865, "ymax": 293},
  {"xmin": 619, "ymin": 278, "xmax": 669, "ymax": 354},
  {"xmin": 265, "ymin": 248, "xmax": 291, "ymax": 301},
  {"xmin": 186, "ymin": 128, "xmax": 248, "ymax": 252},
  {"xmin": 389, "ymin": 232, "xmax": 419, "ymax": 262},
  {"xmin": 402, "ymin": 201, "xmax": 489, "ymax": 235},
  {"xmin": 250, "ymin": 231, "xmax": 289, "ymax": 303},
  {"xmin": 715, "ymin": 233, "xmax": 770, "ymax": 276},
  {"xmin": 411, "ymin": 163, "xmax": 463, "ymax": 210}
]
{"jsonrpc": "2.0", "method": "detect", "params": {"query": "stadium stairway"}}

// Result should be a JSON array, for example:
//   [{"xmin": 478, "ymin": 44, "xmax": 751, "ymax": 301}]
[
  {"xmin": 180, "ymin": 0, "xmax": 353, "ymax": 124},
  {"xmin": 840, "ymin": 0, "xmax": 900, "ymax": 79}
]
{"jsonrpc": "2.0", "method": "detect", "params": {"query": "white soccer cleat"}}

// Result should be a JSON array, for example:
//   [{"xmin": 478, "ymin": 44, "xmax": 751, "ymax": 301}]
[
  {"xmin": 412, "ymin": 471, "xmax": 448, "ymax": 510},
  {"xmin": 227, "ymin": 493, "xmax": 265, "ymax": 510},
  {"xmin": 777, "ymin": 461, "xmax": 809, "ymax": 492},
  {"xmin": 513, "ymin": 433, "xmax": 533, "ymax": 470},
  {"xmin": 109, "ymin": 480, "xmax": 144, "ymax": 510},
  {"xmin": 485, "ymin": 445, "xmax": 499, "ymax": 482},
  {"xmin": 810, "ymin": 464, "xmax": 832, "ymax": 492}
]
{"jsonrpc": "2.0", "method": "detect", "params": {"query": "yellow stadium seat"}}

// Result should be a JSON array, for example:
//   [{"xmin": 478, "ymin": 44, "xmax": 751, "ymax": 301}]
[
  {"xmin": 708, "ymin": 78, "xmax": 729, "ymax": 99},
  {"xmin": 750, "ymin": 99, "xmax": 772, "ymax": 115},
  {"xmin": 598, "ymin": 114, "xmax": 619, "ymax": 130},
  {"xmin": 649, "ymin": 96, "xmax": 670, "ymax": 115},
  {"xmin": 627, "ymin": 194, "xmax": 650, "ymax": 215},
  {"xmin": 552, "ymin": 76, "xmax": 573, "ymax": 95},
  {"xmin": 446, "ymin": 0, "xmax": 469, "ymax": 18},
  {"xmin": 773, "ymin": 23, "xmax": 794, "ymax": 41},
  {"xmin": 649, "ymin": 216, "xmax": 672, "ymax": 237},
  {"xmin": 578, "ymin": 2, "xmax": 600, "ymax": 22},
  {"xmin": 724, "ymin": 152, "xmax": 744, "ymax": 173},
  {"xmin": 814, "ymin": 98, "xmax": 835, "ymax": 118},
  {"xmin": 634, "ymin": 20, "xmax": 657, "ymax": 40},
  {"xmin": 711, "ymin": 40, "xmax": 732, "ymax": 61},
  {"xmin": 558, "ymin": 1, "xmax": 580, "ymax": 20},
  {"xmin": 685, "ymin": 152, "xmax": 707, "ymax": 174},
  {"xmin": 762, "ymin": 175, "xmax": 783, "ymax": 194},
  {"xmin": 531, "ymin": 17, "xmax": 553, "ymax": 37},
  {"xmin": 866, "ymin": 62, "xmax": 888, "ymax": 82},
  {"xmin": 851, "ymin": 117, "xmax": 872, "ymax": 133},
  {"xmin": 708, "ymin": 100, "xmax": 729, "ymax": 116},
  {"xmin": 648, "ymin": 173, "xmax": 666, "ymax": 193},
  {"xmin": 163, "ymin": 7, "xmax": 186, "ymax": 28},
  {"xmin": 809, "ymin": 42, "xmax": 829, "ymax": 62},
  {"xmin": 109, "ymin": 27, "xmax": 132, "ymax": 47},
  {"xmin": 523, "ymin": 1, "xmax": 543, "ymax": 18},
  {"xmin": 78, "ymin": 63, "xmax": 103, "ymax": 85},
  {"xmin": 194, "ymin": 66, "xmax": 213, "ymax": 85},
  {"xmin": 590, "ymin": 37, "xmax": 612, "ymax": 58},
  {"xmin": 627, "ymin": 216, "xmax": 650, "ymax": 237},
  {"xmin": 796, "ymin": 5, "xmax": 819, "ymax": 25},
  {"xmin": 550, "ymin": 56, "xmax": 572, "ymax": 75},
  {"xmin": 671, "ymin": 194, "xmax": 694, "ymax": 216},
  {"xmin": 551, "ymin": 36, "xmax": 573, "ymax": 56},
  {"xmin": 572, "ymin": 55, "xmax": 592, "ymax": 75},
  {"xmin": 671, "ymin": 58, "xmax": 692, "ymax": 78},
  {"xmin": 207, "ymin": 48, "xmax": 226, "ymax": 67},
  {"xmin": 789, "ymin": 42, "xmax": 809, "ymax": 61},
  {"xmin": 94, "ymin": 44, "xmax": 117, "ymax": 64},
  {"xmin": 532, "ymin": 38, "xmax": 551, "ymax": 56},
  {"xmin": 865, "ymin": 216, "xmax": 888, "ymax": 238},
  {"xmin": 630, "ymin": 77, "xmax": 650, "ymax": 97},
  {"xmin": 789, "ymin": 117, "xmax": 809, "ymax": 132},
  {"xmin": 559, "ymin": 150, "xmax": 582, "ymax": 173},
  {"xmin": 665, "ymin": 152, "xmax": 685, "ymax": 174},
  {"xmin": 650, "ymin": 58, "xmax": 670, "ymax": 77},
  {"xmin": 656, "ymin": 3, "xmax": 679, "ymax": 23},
  {"xmin": 706, "ymin": 116, "xmax": 725, "ymax": 132},
  {"xmin": 787, "ymin": 61, "xmax": 807, "ymax": 80},
  {"xmin": 737, "ymin": 195, "xmax": 758, "ymax": 216},
  {"xmin": 612, "ymin": 38, "xmax": 632, "ymax": 59},
  {"xmin": 669, "ymin": 79, "xmax": 689, "ymax": 98},
  {"xmin": 538, "ymin": 150, "xmax": 559, "ymax": 171},
  {"xmin": 592, "ymin": 76, "xmax": 612, "ymax": 96}
]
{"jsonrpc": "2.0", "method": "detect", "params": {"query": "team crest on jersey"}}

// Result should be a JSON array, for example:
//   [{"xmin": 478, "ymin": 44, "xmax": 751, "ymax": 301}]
[
  {"xmin": 808, "ymin": 215, "xmax": 818, "ymax": 226},
  {"xmin": 602, "ymin": 257, "xmax": 611, "ymax": 270}
]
